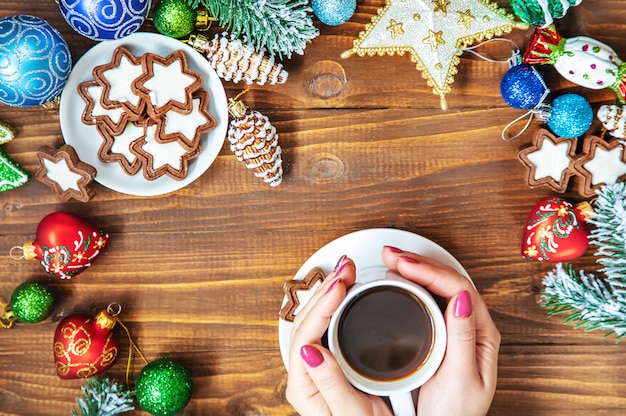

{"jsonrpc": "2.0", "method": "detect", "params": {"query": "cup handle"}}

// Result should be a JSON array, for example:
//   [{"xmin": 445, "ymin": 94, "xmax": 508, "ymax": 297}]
[{"xmin": 389, "ymin": 392, "xmax": 416, "ymax": 416}]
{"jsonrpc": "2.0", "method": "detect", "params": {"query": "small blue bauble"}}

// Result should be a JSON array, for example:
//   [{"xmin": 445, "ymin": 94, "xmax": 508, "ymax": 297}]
[
  {"xmin": 547, "ymin": 94, "xmax": 593, "ymax": 138},
  {"xmin": 0, "ymin": 15, "xmax": 72, "ymax": 107},
  {"xmin": 312, "ymin": 0, "xmax": 356, "ymax": 26},
  {"xmin": 59, "ymin": 0, "xmax": 151, "ymax": 41},
  {"xmin": 500, "ymin": 64, "xmax": 548, "ymax": 109}
]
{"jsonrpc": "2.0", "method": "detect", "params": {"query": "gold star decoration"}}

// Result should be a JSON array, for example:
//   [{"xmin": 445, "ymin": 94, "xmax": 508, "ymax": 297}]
[{"xmin": 342, "ymin": 0, "xmax": 526, "ymax": 110}]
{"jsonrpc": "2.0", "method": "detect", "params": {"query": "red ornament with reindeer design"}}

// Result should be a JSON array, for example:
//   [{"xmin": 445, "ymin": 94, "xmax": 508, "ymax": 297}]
[
  {"xmin": 53, "ymin": 308, "xmax": 120, "ymax": 379},
  {"xmin": 522, "ymin": 197, "xmax": 591, "ymax": 262},
  {"xmin": 18, "ymin": 212, "xmax": 108, "ymax": 279}
]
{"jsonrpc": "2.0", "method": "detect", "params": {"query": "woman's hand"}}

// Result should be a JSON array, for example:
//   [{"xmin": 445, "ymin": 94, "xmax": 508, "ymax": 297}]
[
  {"xmin": 382, "ymin": 246, "xmax": 501, "ymax": 416},
  {"xmin": 285, "ymin": 256, "xmax": 394, "ymax": 416}
]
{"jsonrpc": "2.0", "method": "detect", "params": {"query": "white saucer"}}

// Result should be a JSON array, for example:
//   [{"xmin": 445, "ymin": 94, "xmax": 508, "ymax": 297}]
[
  {"xmin": 59, "ymin": 32, "xmax": 228, "ymax": 196},
  {"xmin": 278, "ymin": 228, "xmax": 471, "ymax": 370}
]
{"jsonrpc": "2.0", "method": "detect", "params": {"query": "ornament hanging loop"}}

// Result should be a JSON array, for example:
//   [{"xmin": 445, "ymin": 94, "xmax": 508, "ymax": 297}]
[
  {"xmin": 9, "ymin": 246, "xmax": 24, "ymax": 260},
  {"xmin": 501, "ymin": 103, "xmax": 551, "ymax": 141},
  {"xmin": 106, "ymin": 302, "xmax": 122, "ymax": 317},
  {"xmin": 460, "ymin": 38, "xmax": 521, "ymax": 66}
]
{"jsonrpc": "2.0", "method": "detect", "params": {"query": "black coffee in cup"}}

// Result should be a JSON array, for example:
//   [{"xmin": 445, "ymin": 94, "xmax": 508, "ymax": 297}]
[{"xmin": 337, "ymin": 286, "xmax": 434, "ymax": 381}]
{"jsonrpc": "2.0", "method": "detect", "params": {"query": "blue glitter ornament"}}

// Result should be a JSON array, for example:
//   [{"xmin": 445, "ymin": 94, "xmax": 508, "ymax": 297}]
[
  {"xmin": 0, "ymin": 15, "xmax": 72, "ymax": 107},
  {"xmin": 544, "ymin": 94, "xmax": 593, "ymax": 138},
  {"xmin": 500, "ymin": 64, "xmax": 549, "ymax": 109},
  {"xmin": 312, "ymin": 0, "xmax": 356, "ymax": 26},
  {"xmin": 59, "ymin": 0, "xmax": 151, "ymax": 41}
]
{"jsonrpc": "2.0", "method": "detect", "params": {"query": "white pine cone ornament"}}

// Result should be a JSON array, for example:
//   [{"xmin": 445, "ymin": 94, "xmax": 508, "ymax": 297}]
[
  {"xmin": 186, "ymin": 32, "xmax": 288, "ymax": 86},
  {"xmin": 598, "ymin": 105, "xmax": 626, "ymax": 139},
  {"xmin": 227, "ymin": 97, "xmax": 283, "ymax": 187}
]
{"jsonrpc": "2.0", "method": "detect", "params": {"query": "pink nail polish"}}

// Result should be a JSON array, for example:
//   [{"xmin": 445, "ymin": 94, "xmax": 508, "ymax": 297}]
[
  {"xmin": 454, "ymin": 290, "xmax": 472, "ymax": 318},
  {"xmin": 301, "ymin": 345, "xmax": 324, "ymax": 367},
  {"xmin": 326, "ymin": 278, "xmax": 342, "ymax": 293},
  {"xmin": 334, "ymin": 261, "xmax": 348, "ymax": 276},
  {"xmin": 333, "ymin": 255, "xmax": 347, "ymax": 272},
  {"xmin": 398, "ymin": 255, "xmax": 419, "ymax": 264},
  {"xmin": 385, "ymin": 245, "xmax": 403, "ymax": 253}
]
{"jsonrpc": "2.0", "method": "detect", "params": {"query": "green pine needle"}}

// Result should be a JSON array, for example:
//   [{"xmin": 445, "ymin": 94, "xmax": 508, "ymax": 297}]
[
  {"xmin": 72, "ymin": 377, "xmax": 134, "ymax": 416},
  {"xmin": 189, "ymin": 0, "xmax": 319, "ymax": 59},
  {"xmin": 541, "ymin": 263, "xmax": 626, "ymax": 341}
]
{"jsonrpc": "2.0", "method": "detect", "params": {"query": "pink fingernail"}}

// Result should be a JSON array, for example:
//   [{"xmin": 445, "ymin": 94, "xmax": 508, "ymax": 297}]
[
  {"xmin": 454, "ymin": 290, "xmax": 472, "ymax": 318},
  {"xmin": 334, "ymin": 261, "xmax": 348, "ymax": 276},
  {"xmin": 384, "ymin": 246, "xmax": 403, "ymax": 253},
  {"xmin": 326, "ymin": 278, "xmax": 342, "ymax": 293},
  {"xmin": 333, "ymin": 255, "xmax": 347, "ymax": 272},
  {"xmin": 301, "ymin": 345, "xmax": 324, "ymax": 367},
  {"xmin": 398, "ymin": 255, "xmax": 419, "ymax": 264}
]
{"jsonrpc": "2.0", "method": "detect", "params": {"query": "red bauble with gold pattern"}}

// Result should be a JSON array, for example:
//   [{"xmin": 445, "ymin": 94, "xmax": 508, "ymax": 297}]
[
  {"xmin": 21, "ymin": 212, "xmax": 109, "ymax": 279},
  {"xmin": 53, "ymin": 309, "xmax": 119, "ymax": 379},
  {"xmin": 522, "ymin": 197, "xmax": 591, "ymax": 262}
]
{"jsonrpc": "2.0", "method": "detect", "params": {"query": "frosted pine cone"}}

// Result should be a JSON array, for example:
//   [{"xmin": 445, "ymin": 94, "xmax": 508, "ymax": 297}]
[
  {"xmin": 598, "ymin": 105, "xmax": 626, "ymax": 139},
  {"xmin": 189, "ymin": 32, "xmax": 288, "ymax": 86},
  {"xmin": 228, "ymin": 100, "xmax": 283, "ymax": 187}
]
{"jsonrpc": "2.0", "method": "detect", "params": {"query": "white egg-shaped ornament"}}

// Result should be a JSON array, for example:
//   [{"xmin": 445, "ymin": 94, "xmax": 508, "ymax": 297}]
[
  {"xmin": 0, "ymin": 15, "xmax": 72, "ymax": 107},
  {"xmin": 59, "ymin": 0, "xmax": 151, "ymax": 41}
]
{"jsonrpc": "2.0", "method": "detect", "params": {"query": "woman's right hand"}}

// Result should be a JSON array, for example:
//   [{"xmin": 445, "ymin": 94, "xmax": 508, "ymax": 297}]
[{"xmin": 382, "ymin": 246, "xmax": 501, "ymax": 416}]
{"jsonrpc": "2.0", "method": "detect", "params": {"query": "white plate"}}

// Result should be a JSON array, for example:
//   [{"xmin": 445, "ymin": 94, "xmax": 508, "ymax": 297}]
[
  {"xmin": 278, "ymin": 228, "xmax": 472, "ymax": 370},
  {"xmin": 59, "ymin": 32, "xmax": 228, "ymax": 196}
]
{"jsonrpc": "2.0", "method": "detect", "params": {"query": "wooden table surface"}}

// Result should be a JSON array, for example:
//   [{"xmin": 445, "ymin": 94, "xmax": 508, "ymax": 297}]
[{"xmin": 2, "ymin": 1, "xmax": 625, "ymax": 415}]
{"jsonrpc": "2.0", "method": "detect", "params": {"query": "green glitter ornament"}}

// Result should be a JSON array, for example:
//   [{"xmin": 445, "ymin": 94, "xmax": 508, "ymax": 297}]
[
  {"xmin": 0, "ymin": 121, "xmax": 16, "ymax": 145},
  {"xmin": 0, "ymin": 148, "xmax": 29, "ymax": 193},
  {"xmin": 509, "ymin": 0, "xmax": 582, "ymax": 27},
  {"xmin": 10, "ymin": 281, "xmax": 55, "ymax": 324},
  {"xmin": 135, "ymin": 358, "xmax": 193, "ymax": 416},
  {"xmin": 153, "ymin": 0, "xmax": 198, "ymax": 39}
]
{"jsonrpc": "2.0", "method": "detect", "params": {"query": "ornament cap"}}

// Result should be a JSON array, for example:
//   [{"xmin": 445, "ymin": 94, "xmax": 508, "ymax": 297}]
[
  {"xmin": 184, "ymin": 34, "xmax": 210, "ymax": 53},
  {"xmin": 22, "ymin": 242, "xmax": 37, "ymax": 260},
  {"xmin": 576, "ymin": 201, "xmax": 594, "ymax": 221},
  {"xmin": 228, "ymin": 98, "xmax": 248, "ymax": 119},
  {"xmin": 95, "ymin": 309, "xmax": 118, "ymax": 331}
]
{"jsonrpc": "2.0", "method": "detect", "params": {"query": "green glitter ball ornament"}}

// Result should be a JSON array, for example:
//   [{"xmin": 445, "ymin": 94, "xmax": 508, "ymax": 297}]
[
  {"xmin": 10, "ymin": 281, "xmax": 55, "ymax": 323},
  {"xmin": 135, "ymin": 358, "xmax": 193, "ymax": 416},
  {"xmin": 153, "ymin": 0, "xmax": 197, "ymax": 39}
]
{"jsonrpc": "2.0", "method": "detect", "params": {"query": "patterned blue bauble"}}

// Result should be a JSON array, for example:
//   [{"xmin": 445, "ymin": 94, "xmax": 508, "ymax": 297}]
[
  {"xmin": 312, "ymin": 0, "xmax": 356, "ymax": 26},
  {"xmin": 500, "ymin": 64, "xmax": 548, "ymax": 109},
  {"xmin": 547, "ymin": 94, "xmax": 593, "ymax": 138},
  {"xmin": 59, "ymin": 0, "xmax": 151, "ymax": 41},
  {"xmin": 0, "ymin": 15, "xmax": 72, "ymax": 107}
]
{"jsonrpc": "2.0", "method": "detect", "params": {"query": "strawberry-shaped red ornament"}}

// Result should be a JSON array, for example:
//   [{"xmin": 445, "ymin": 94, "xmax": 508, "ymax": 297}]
[
  {"xmin": 17, "ymin": 212, "xmax": 108, "ymax": 279},
  {"xmin": 53, "ymin": 306, "xmax": 120, "ymax": 379},
  {"xmin": 522, "ymin": 197, "xmax": 592, "ymax": 262}
]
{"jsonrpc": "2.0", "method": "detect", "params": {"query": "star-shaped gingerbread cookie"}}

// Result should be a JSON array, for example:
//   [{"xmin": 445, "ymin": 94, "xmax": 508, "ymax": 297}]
[
  {"xmin": 517, "ymin": 128, "xmax": 578, "ymax": 193},
  {"xmin": 280, "ymin": 267, "xmax": 327, "ymax": 322},
  {"xmin": 573, "ymin": 136, "xmax": 626, "ymax": 198},
  {"xmin": 36, "ymin": 145, "xmax": 97, "ymax": 202}
]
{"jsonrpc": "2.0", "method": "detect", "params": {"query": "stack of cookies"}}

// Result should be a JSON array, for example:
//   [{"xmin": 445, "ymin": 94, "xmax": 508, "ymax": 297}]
[{"xmin": 78, "ymin": 46, "xmax": 217, "ymax": 181}]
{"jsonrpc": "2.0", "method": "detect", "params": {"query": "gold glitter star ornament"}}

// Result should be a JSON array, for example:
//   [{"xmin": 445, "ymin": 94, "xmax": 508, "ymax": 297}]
[{"xmin": 342, "ymin": 0, "xmax": 526, "ymax": 109}]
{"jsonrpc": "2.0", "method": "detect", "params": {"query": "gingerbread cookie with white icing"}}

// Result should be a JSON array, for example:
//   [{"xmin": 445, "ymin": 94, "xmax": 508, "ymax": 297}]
[
  {"xmin": 78, "ymin": 80, "xmax": 130, "ymax": 135},
  {"xmin": 133, "ymin": 50, "xmax": 203, "ymax": 118},
  {"xmin": 517, "ymin": 128, "xmax": 578, "ymax": 193},
  {"xmin": 573, "ymin": 135, "xmax": 626, "ymax": 198},
  {"xmin": 92, "ymin": 46, "xmax": 146, "ymax": 119},
  {"xmin": 155, "ymin": 90, "xmax": 216, "ymax": 151},
  {"xmin": 96, "ymin": 120, "xmax": 147, "ymax": 176},
  {"xmin": 36, "ymin": 144, "xmax": 97, "ymax": 202},
  {"xmin": 131, "ymin": 124, "xmax": 202, "ymax": 181}
]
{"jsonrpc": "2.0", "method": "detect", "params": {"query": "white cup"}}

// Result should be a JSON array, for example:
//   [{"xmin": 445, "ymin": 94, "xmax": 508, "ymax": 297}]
[{"xmin": 327, "ymin": 267, "xmax": 447, "ymax": 416}]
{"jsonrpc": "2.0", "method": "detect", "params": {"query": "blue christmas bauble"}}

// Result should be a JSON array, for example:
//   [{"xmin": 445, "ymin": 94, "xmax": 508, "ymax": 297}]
[
  {"xmin": 312, "ymin": 0, "xmax": 356, "ymax": 26},
  {"xmin": 500, "ymin": 64, "xmax": 548, "ymax": 109},
  {"xmin": 547, "ymin": 94, "xmax": 593, "ymax": 138},
  {"xmin": 0, "ymin": 15, "xmax": 72, "ymax": 107},
  {"xmin": 59, "ymin": 0, "xmax": 151, "ymax": 41}
]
